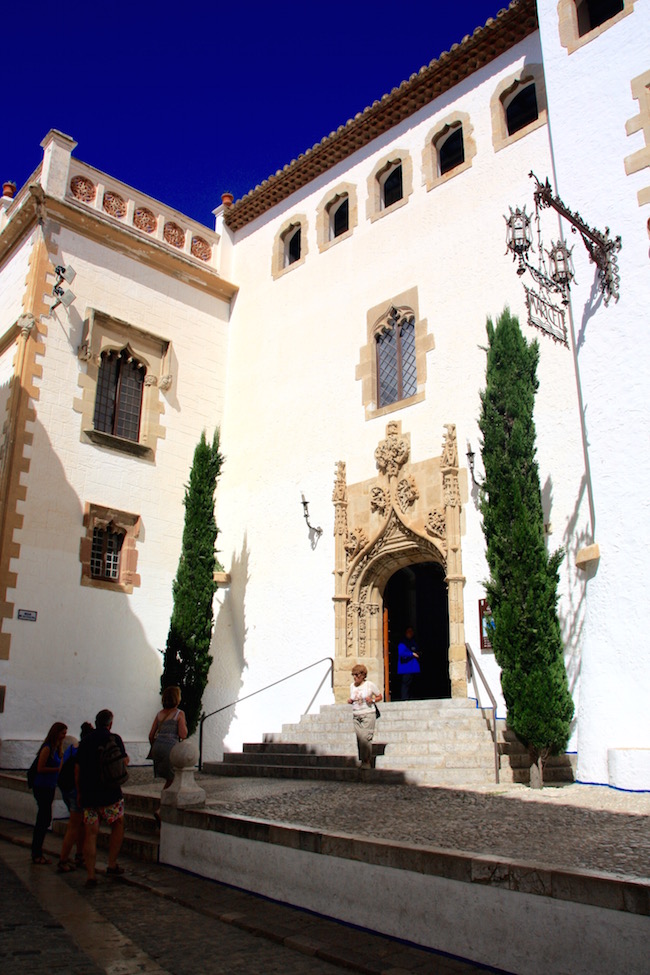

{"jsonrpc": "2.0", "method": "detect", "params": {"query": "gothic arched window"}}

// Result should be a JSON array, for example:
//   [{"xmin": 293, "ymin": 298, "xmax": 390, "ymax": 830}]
[
  {"xmin": 376, "ymin": 308, "xmax": 417, "ymax": 408},
  {"xmin": 93, "ymin": 348, "xmax": 145, "ymax": 442}
]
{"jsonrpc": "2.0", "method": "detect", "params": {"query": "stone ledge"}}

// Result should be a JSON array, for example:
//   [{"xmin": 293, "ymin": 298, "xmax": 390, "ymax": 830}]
[{"xmin": 163, "ymin": 804, "xmax": 649, "ymax": 917}]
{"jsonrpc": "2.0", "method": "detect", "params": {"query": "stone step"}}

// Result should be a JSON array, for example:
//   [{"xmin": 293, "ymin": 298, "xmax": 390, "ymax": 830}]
[
  {"xmin": 203, "ymin": 762, "xmax": 408, "ymax": 784},
  {"xmin": 52, "ymin": 816, "xmax": 159, "ymax": 862},
  {"xmin": 288, "ymin": 714, "xmax": 488, "ymax": 730},
  {"xmin": 227, "ymin": 752, "xmax": 363, "ymax": 768}
]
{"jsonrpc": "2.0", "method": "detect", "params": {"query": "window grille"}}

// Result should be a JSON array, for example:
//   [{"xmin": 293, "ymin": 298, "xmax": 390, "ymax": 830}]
[
  {"xmin": 93, "ymin": 349, "xmax": 144, "ymax": 442},
  {"xmin": 91, "ymin": 525, "xmax": 124, "ymax": 581},
  {"xmin": 376, "ymin": 312, "xmax": 416, "ymax": 407}
]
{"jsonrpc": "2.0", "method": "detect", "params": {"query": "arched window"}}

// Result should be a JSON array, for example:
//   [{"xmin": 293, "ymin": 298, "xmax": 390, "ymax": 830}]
[
  {"xmin": 284, "ymin": 225, "xmax": 301, "ymax": 266},
  {"xmin": 506, "ymin": 83, "xmax": 539, "ymax": 136},
  {"xmin": 93, "ymin": 348, "xmax": 145, "ymax": 442},
  {"xmin": 577, "ymin": 0, "xmax": 624, "ymax": 34},
  {"xmin": 376, "ymin": 308, "xmax": 417, "ymax": 407},
  {"xmin": 437, "ymin": 125, "xmax": 465, "ymax": 176},
  {"xmin": 380, "ymin": 162, "xmax": 403, "ymax": 209},
  {"xmin": 329, "ymin": 196, "xmax": 349, "ymax": 239}
]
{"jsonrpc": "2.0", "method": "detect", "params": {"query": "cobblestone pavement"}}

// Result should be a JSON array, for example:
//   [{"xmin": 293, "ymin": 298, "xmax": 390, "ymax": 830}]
[
  {"xmin": 125, "ymin": 771, "xmax": 650, "ymax": 881},
  {"xmin": 0, "ymin": 826, "xmax": 502, "ymax": 975},
  {"xmin": 196, "ymin": 779, "xmax": 650, "ymax": 879}
]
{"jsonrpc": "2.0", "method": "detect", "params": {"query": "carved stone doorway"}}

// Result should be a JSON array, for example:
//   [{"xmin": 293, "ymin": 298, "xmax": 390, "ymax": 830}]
[
  {"xmin": 332, "ymin": 421, "xmax": 467, "ymax": 702},
  {"xmin": 383, "ymin": 563, "xmax": 450, "ymax": 701}
]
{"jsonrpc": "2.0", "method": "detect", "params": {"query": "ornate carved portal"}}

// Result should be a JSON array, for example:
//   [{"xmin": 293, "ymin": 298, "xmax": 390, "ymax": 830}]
[{"xmin": 332, "ymin": 421, "xmax": 467, "ymax": 702}]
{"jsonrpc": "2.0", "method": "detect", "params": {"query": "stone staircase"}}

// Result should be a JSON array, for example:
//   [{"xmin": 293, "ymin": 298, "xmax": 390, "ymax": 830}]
[
  {"xmin": 0, "ymin": 770, "xmax": 161, "ymax": 863},
  {"xmin": 71, "ymin": 787, "xmax": 160, "ymax": 863},
  {"xmin": 205, "ymin": 700, "xmax": 576, "ymax": 787}
]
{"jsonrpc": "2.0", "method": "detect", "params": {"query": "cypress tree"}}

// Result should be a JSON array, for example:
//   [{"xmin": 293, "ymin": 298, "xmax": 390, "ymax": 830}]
[
  {"xmin": 162, "ymin": 429, "xmax": 224, "ymax": 736},
  {"xmin": 479, "ymin": 309, "xmax": 573, "ymax": 788}
]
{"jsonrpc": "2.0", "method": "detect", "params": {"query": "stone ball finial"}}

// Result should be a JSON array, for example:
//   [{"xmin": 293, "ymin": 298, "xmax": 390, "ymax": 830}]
[{"xmin": 170, "ymin": 738, "xmax": 199, "ymax": 770}]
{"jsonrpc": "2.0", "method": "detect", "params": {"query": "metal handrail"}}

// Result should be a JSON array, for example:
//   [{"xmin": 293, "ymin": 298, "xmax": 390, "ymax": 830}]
[
  {"xmin": 465, "ymin": 642, "xmax": 500, "ymax": 784},
  {"xmin": 198, "ymin": 656, "xmax": 334, "ymax": 771}
]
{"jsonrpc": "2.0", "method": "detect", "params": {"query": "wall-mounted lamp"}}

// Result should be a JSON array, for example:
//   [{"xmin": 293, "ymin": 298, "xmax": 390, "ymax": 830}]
[
  {"xmin": 51, "ymin": 264, "xmax": 77, "ymax": 310},
  {"xmin": 504, "ymin": 206, "xmax": 533, "ymax": 275},
  {"xmin": 301, "ymin": 494, "xmax": 322, "ymax": 538},
  {"xmin": 466, "ymin": 442, "xmax": 483, "ymax": 489}
]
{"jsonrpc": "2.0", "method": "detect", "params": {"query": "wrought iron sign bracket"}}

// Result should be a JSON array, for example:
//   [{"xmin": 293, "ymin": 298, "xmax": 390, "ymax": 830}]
[{"xmin": 530, "ymin": 172, "xmax": 621, "ymax": 306}]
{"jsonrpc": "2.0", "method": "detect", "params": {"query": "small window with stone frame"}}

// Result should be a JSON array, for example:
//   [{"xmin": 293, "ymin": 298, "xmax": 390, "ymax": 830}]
[
  {"xmin": 80, "ymin": 503, "xmax": 141, "ymax": 594},
  {"xmin": 505, "ymin": 83, "xmax": 539, "ymax": 136}
]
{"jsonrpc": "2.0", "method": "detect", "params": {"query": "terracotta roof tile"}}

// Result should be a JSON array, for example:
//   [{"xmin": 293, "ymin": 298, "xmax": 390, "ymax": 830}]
[{"xmin": 224, "ymin": 0, "xmax": 537, "ymax": 232}]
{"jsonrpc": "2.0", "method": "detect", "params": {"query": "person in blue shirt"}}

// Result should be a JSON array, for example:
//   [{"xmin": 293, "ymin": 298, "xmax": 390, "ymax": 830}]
[
  {"xmin": 397, "ymin": 626, "xmax": 420, "ymax": 701},
  {"xmin": 31, "ymin": 722, "xmax": 67, "ymax": 864}
]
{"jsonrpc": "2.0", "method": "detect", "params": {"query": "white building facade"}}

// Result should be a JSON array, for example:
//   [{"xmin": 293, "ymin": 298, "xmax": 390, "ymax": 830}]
[{"xmin": 1, "ymin": 0, "xmax": 648, "ymax": 789}]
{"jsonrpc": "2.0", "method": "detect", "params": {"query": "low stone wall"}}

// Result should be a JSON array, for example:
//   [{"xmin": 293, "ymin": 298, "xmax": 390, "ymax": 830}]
[
  {"xmin": 0, "ymin": 773, "xmax": 67, "ymax": 825},
  {"xmin": 160, "ymin": 805, "xmax": 649, "ymax": 975}
]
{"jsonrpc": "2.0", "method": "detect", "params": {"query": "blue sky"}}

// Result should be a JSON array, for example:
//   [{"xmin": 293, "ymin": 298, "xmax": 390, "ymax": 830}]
[{"xmin": 1, "ymin": 1, "xmax": 505, "ymax": 226}]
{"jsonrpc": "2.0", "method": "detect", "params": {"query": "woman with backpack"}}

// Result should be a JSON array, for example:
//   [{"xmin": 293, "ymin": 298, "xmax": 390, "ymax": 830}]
[
  {"xmin": 57, "ymin": 721, "xmax": 93, "ymax": 872},
  {"xmin": 30, "ymin": 722, "xmax": 67, "ymax": 864}
]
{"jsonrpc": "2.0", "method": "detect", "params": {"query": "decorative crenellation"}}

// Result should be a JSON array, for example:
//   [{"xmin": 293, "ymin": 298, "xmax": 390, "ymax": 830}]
[
  {"xmin": 191, "ymin": 236, "xmax": 212, "ymax": 262},
  {"xmin": 164, "ymin": 221, "xmax": 185, "ymax": 248},
  {"xmin": 70, "ymin": 175, "xmax": 96, "ymax": 202},
  {"xmin": 134, "ymin": 206, "xmax": 157, "ymax": 233},
  {"xmin": 103, "ymin": 191, "xmax": 127, "ymax": 219},
  {"xmin": 67, "ymin": 172, "xmax": 215, "ymax": 265}
]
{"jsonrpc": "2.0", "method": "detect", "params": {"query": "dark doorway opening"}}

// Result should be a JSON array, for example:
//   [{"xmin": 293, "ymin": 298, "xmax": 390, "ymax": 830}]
[{"xmin": 383, "ymin": 562, "xmax": 450, "ymax": 701}]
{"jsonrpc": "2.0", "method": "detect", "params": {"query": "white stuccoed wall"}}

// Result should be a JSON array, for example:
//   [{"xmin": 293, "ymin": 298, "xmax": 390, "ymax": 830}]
[
  {"xmin": 537, "ymin": 0, "xmax": 650, "ymax": 786},
  {"xmin": 207, "ymin": 31, "xmax": 590, "ymax": 758},
  {"xmin": 0, "ymin": 222, "xmax": 231, "ymax": 764}
]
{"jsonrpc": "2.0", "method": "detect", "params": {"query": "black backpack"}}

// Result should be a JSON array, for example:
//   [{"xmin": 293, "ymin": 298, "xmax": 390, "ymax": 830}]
[
  {"xmin": 98, "ymin": 735, "xmax": 128, "ymax": 787},
  {"xmin": 58, "ymin": 750, "xmax": 77, "ymax": 793},
  {"xmin": 27, "ymin": 749, "xmax": 41, "ymax": 789}
]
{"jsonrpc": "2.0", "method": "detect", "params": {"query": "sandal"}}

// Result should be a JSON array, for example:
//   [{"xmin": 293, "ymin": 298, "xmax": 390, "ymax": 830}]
[
  {"xmin": 57, "ymin": 860, "xmax": 75, "ymax": 873},
  {"xmin": 32, "ymin": 855, "xmax": 51, "ymax": 865}
]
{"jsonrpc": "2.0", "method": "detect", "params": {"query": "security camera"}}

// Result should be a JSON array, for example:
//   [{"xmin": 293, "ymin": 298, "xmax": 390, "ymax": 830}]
[{"xmin": 55, "ymin": 264, "xmax": 76, "ymax": 284}]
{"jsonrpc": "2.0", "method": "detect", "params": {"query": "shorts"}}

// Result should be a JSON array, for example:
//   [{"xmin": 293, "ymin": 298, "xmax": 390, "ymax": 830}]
[
  {"xmin": 61, "ymin": 789, "xmax": 81, "ymax": 814},
  {"xmin": 83, "ymin": 799, "xmax": 124, "ymax": 826}
]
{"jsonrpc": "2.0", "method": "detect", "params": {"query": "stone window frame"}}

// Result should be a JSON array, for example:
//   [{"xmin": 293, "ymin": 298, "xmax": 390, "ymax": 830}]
[
  {"xmin": 80, "ymin": 502, "xmax": 141, "ymax": 594},
  {"xmin": 73, "ymin": 308, "xmax": 171, "ymax": 461},
  {"xmin": 272, "ymin": 215, "xmax": 308, "ymax": 279},
  {"xmin": 491, "ymin": 64, "xmax": 548, "ymax": 153},
  {"xmin": 366, "ymin": 150, "xmax": 413, "ymax": 223},
  {"xmin": 423, "ymin": 112, "xmax": 477, "ymax": 191},
  {"xmin": 558, "ymin": 0, "xmax": 635, "ymax": 55},
  {"xmin": 356, "ymin": 286, "xmax": 435, "ymax": 421},
  {"xmin": 316, "ymin": 182, "xmax": 358, "ymax": 253}
]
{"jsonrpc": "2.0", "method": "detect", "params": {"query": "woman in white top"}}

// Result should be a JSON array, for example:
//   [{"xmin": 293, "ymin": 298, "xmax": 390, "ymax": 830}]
[{"xmin": 348, "ymin": 664, "xmax": 383, "ymax": 769}]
